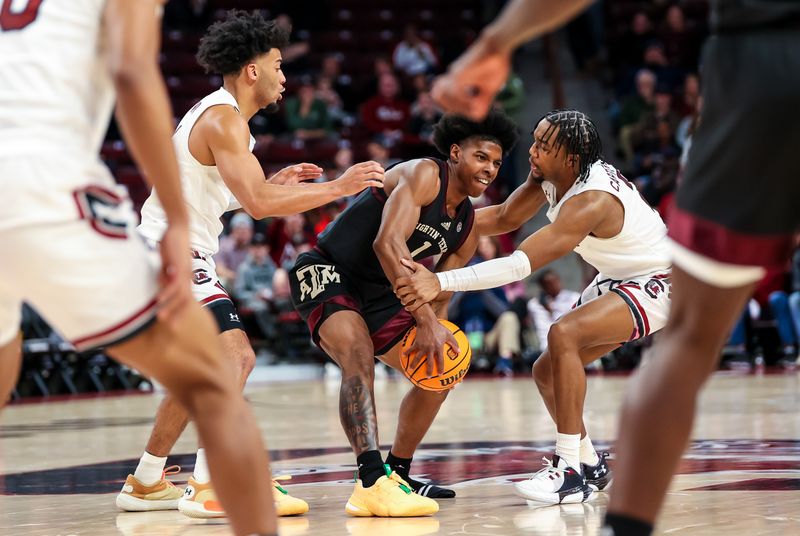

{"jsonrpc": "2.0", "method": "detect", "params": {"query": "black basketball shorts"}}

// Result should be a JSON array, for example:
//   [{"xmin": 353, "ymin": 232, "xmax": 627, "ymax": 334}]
[{"xmin": 289, "ymin": 249, "xmax": 414, "ymax": 355}]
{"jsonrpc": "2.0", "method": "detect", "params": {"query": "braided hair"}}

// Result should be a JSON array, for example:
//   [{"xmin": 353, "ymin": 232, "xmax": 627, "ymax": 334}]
[{"xmin": 538, "ymin": 109, "xmax": 602, "ymax": 182}]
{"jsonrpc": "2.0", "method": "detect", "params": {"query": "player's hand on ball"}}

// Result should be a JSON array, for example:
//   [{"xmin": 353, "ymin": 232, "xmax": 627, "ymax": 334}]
[
  {"xmin": 158, "ymin": 222, "xmax": 193, "ymax": 327},
  {"xmin": 268, "ymin": 163, "xmax": 323, "ymax": 185},
  {"xmin": 406, "ymin": 319, "xmax": 460, "ymax": 378},
  {"xmin": 395, "ymin": 258, "xmax": 441, "ymax": 311},
  {"xmin": 334, "ymin": 161, "xmax": 385, "ymax": 196}
]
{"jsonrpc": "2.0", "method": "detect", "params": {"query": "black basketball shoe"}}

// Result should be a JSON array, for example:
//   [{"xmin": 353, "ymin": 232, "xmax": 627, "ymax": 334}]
[
  {"xmin": 582, "ymin": 451, "xmax": 613, "ymax": 491},
  {"xmin": 389, "ymin": 462, "xmax": 456, "ymax": 498}
]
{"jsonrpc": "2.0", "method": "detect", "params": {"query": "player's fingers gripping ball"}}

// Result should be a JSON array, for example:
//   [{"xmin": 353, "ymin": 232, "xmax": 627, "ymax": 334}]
[{"xmin": 400, "ymin": 319, "xmax": 471, "ymax": 391}]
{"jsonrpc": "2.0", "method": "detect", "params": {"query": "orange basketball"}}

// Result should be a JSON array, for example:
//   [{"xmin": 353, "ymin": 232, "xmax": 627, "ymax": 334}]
[{"xmin": 399, "ymin": 319, "xmax": 471, "ymax": 392}]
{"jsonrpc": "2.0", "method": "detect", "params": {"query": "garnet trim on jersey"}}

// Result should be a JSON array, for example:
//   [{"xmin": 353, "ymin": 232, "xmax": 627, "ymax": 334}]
[
  {"xmin": 669, "ymin": 205, "xmax": 794, "ymax": 269},
  {"xmin": 72, "ymin": 185, "xmax": 129, "ymax": 240},
  {"xmin": 70, "ymin": 297, "xmax": 158, "ymax": 351},
  {"xmin": 611, "ymin": 286, "xmax": 649, "ymax": 341}
]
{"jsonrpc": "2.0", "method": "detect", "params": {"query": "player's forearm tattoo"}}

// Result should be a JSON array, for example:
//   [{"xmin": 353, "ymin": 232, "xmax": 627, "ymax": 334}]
[{"xmin": 340, "ymin": 376, "xmax": 379, "ymax": 454}]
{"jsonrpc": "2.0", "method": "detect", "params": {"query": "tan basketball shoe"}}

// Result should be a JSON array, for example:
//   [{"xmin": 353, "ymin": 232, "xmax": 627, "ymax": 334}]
[
  {"xmin": 177, "ymin": 476, "xmax": 224, "ymax": 518},
  {"xmin": 273, "ymin": 475, "xmax": 309, "ymax": 516},
  {"xmin": 177, "ymin": 476, "xmax": 309, "ymax": 518},
  {"xmin": 115, "ymin": 465, "xmax": 183, "ymax": 511},
  {"xmin": 345, "ymin": 465, "xmax": 439, "ymax": 517}
]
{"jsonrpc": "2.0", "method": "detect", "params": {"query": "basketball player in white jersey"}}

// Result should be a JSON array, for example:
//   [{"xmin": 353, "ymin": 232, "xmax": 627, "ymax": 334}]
[
  {"xmin": 396, "ymin": 110, "xmax": 672, "ymax": 504},
  {"xmin": 116, "ymin": 10, "xmax": 384, "ymax": 519},
  {"xmin": 0, "ymin": 1, "xmax": 278, "ymax": 534}
]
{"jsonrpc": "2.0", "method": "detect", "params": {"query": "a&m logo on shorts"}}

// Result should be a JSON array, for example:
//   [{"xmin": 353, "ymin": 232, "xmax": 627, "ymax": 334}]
[{"xmin": 297, "ymin": 264, "xmax": 341, "ymax": 301}]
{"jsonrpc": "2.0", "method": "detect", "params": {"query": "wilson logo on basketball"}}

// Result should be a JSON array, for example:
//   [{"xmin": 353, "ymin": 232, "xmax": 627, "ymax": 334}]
[{"xmin": 439, "ymin": 367, "xmax": 467, "ymax": 387}]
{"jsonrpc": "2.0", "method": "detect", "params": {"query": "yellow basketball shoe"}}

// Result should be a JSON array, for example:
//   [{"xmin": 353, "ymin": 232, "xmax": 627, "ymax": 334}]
[
  {"xmin": 273, "ymin": 476, "xmax": 309, "ymax": 516},
  {"xmin": 345, "ymin": 465, "xmax": 439, "ymax": 517},
  {"xmin": 115, "ymin": 466, "xmax": 183, "ymax": 512},
  {"xmin": 177, "ymin": 477, "xmax": 225, "ymax": 518}
]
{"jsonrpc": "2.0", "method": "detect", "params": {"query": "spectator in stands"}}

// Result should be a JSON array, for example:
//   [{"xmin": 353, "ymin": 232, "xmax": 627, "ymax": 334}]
[
  {"xmin": 235, "ymin": 233, "xmax": 278, "ymax": 312},
  {"xmin": 527, "ymin": 270, "xmax": 581, "ymax": 352},
  {"xmin": 315, "ymin": 75, "xmax": 347, "ymax": 126},
  {"xmin": 675, "ymin": 74, "xmax": 700, "ymax": 147},
  {"xmin": 163, "ymin": 0, "xmax": 212, "ymax": 30},
  {"xmin": 274, "ymin": 14, "xmax": 310, "ymax": 69},
  {"xmin": 361, "ymin": 56, "xmax": 395, "ymax": 102},
  {"xmin": 284, "ymin": 77, "xmax": 333, "ymax": 141},
  {"xmin": 613, "ymin": 11, "xmax": 655, "ymax": 71},
  {"xmin": 392, "ymin": 24, "xmax": 439, "ymax": 77},
  {"xmin": 235, "ymin": 233, "xmax": 280, "ymax": 343},
  {"xmin": 618, "ymin": 69, "xmax": 656, "ymax": 166},
  {"xmin": 449, "ymin": 236, "xmax": 521, "ymax": 376},
  {"xmin": 267, "ymin": 213, "xmax": 315, "ymax": 270},
  {"xmin": 409, "ymin": 92, "xmax": 442, "ymax": 144},
  {"xmin": 215, "ymin": 212, "xmax": 254, "ymax": 288},
  {"xmin": 788, "ymin": 244, "xmax": 800, "ymax": 352},
  {"xmin": 360, "ymin": 73, "xmax": 410, "ymax": 146},
  {"xmin": 640, "ymin": 40, "xmax": 683, "ymax": 91},
  {"xmin": 659, "ymin": 4, "xmax": 702, "ymax": 70},
  {"xmin": 320, "ymin": 53, "xmax": 357, "ymax": 112},
  {"xmin": 366, "ymin": 137, "xmax": 401, "ymax": 169},
  {"xmin": 768, "ymin": 241, "xmax": 800, "ymax": 364}
]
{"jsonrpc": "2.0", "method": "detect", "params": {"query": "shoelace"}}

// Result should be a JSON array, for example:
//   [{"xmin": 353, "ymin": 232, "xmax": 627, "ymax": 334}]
[
  {"xmin": 161, "ymin": 465, "xmax": 181, "ymax": 487},
  {"xmin": 384, "ymin": 464, "xmax": 413, "ymax": 494},
  {"xmin": 272, "ymin": 475, "xmax": 292, "ymax": 495},
  {"xmin": 529, "ymin": 456, "xmax": 567, "ymax": 480}
]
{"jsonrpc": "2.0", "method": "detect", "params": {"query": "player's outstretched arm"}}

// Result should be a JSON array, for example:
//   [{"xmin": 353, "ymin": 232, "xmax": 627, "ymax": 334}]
[
  {"xmin": 105, "ymin": 0, "xmax": 192, "ymax": 323},
  {"xmin": 373, "ymin": 160, "xmax": 460, "ymax": 376},
  {"xmin": 433, "ymin": 0, "xmax": 593, "ymax": 120},
  {"xmin": 205, "ymin": 108, "xmax": 384, "ymax": 218},
  {"xmin": 476, "ymin": 172, "xmax": 547, "ymax": 236},
  {"xmin": 396, "ymin": 192, "xmax": 607, "ymax": 309}
]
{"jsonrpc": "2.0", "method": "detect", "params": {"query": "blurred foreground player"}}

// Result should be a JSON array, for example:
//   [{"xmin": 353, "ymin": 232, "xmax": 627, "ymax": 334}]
[
  {"xmin": 120, "ymin": 10, "xmax": 384, "ymax": 519},
  {"xmin": 0, "ymin": 1, "xmax": 276, "ymax": 534},
  {"xmin": 606, "ymin": 1, "xmax": 800, "ymax": 534}
]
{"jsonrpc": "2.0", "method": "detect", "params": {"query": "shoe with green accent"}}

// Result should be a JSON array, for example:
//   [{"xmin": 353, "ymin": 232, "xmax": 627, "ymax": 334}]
[
  {"xmin": 345, "ymin": 464, "xmax": 439, "ymax": 517},
  {"xmin": 273, "ymin": 475, "xmax": 309, "ymax": 516}
]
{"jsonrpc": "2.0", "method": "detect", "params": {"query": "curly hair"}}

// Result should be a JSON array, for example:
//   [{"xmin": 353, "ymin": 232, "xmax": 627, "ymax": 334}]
[
  {"xmin": 537, "ymin": 109, "xmax": 602, "ymax": 183},
  {"xmin": 196, "ymin": 10, "xmax": 290, "ymax": 76},
  {"xmin": 432, "ymin": 111, "xmax": 519, "ymax": 158}
]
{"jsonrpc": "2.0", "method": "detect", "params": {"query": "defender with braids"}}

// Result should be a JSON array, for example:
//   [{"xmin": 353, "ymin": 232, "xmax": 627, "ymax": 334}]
[
  {"xmin": 397, "ymin": 110, "xmax": 672, "ymax": 504},
  {"xmin": 118, "ymin": 10, "xmax": 384, "ymax": 520}
]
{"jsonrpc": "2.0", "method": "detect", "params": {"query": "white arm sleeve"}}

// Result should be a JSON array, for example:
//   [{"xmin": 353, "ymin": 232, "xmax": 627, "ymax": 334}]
[{"xmin": 436, "ymin": 250, "xmax": 532, "ymax": 292}]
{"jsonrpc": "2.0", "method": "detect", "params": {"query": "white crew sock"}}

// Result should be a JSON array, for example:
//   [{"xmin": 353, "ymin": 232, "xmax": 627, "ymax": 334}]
[
  {"xmin": 555, "ymin": 433, "xmax": 581, "ymax": 471},
  {"xmin": 133, "ymin": 451, "xmax": 167, "ymax": 485},
  {"xmin": 193, "ymin": 448, "xmax": 211, "ymax": 483},
  {"xmin": 580, "ymin": 434, "xmax": 600, "ymax": 466}
]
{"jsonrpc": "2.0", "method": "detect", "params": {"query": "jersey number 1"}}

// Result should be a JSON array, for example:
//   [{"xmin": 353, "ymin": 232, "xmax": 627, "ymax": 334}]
[{"xmin": 1, "ymin": 0, "xmax": 44, "ymax": 31}]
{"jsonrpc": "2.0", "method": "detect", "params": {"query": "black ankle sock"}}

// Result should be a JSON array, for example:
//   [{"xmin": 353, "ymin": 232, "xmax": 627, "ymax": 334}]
[
  {"xmin": 604, "ymin": 513, "xmax": 654, "ymax": 536},
  {"xmin": 385, "ymin": 451, "xmax": 413, "ymax": 472},
  {"xmin": 357, "ymin": 450, "xmax": 385, "ymax": 488},
  {"xmin": 386, "ymin": 451, "xmax": 456, "ymax": 498}
]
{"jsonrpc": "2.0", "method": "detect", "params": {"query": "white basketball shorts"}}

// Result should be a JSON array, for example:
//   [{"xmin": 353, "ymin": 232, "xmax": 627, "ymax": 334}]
[
  {"xmin": 0, "ymin": 155, "xmax": 159, "ymax": 350},
  {"xmin": 576, "ymin": 270, "xmax": 672, "ymax": 341}
]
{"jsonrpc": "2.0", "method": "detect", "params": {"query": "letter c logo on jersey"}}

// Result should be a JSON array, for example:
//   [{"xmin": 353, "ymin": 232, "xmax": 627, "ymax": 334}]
[
  {"xmin": 644, "ymin": 278, "xmax": 666, "ymax": 299},
  {"xmin": 193, "ymin": 269, "xmax": 212, "ymax": 285}
]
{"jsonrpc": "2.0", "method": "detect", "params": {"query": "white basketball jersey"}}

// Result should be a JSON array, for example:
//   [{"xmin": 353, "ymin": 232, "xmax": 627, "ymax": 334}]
[
  {"xmin": 138, "ymin": 88, "xmax": 255, "ymax": 255},
  {"xmin": 542, "ymin": 160, "xmax": 671, "ymax": 279},
  {"xmin": 0, "ymin": 0, "xmax": 114, "ymax": 159}
]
